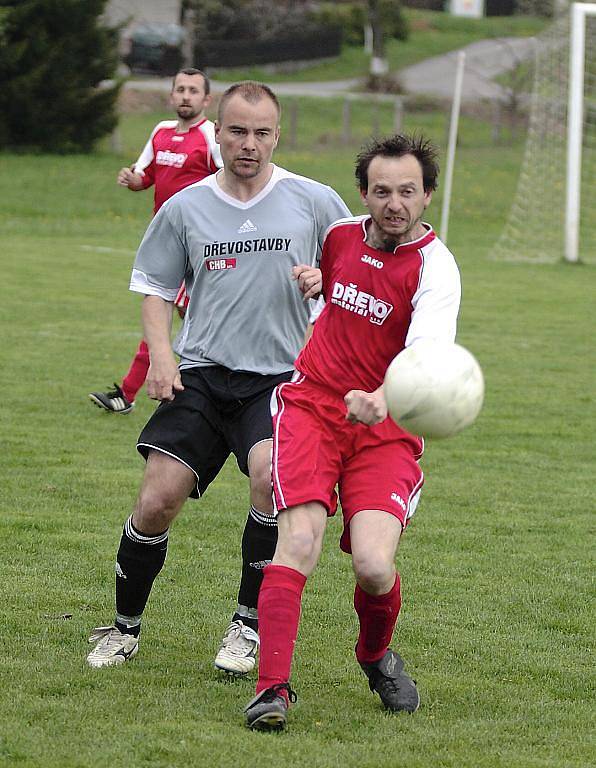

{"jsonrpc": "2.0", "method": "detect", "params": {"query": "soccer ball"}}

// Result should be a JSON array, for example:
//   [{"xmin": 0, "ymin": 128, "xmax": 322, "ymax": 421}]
[{"xmin": 383, "ymin": 340, "xmax": 484, "ymax": 439}]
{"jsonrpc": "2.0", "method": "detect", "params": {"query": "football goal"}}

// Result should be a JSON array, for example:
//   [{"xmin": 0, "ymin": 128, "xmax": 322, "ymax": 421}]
[{"xmin": 495, "ymin": 2, "xmax": 595, "ymax": 264}]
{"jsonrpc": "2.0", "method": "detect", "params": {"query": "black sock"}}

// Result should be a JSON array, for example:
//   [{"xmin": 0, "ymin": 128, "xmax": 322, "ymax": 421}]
[
  {"xmin": 114, "ymin": 515, "xmax": 168, "ymax": 636},
  {"xmin": 235, "ymin": 506, "xmax": 277, "ymax": 631}
]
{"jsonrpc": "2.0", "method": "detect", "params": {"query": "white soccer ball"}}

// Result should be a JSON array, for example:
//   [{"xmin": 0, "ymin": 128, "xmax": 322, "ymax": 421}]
[{"xmin": 383, "ymin": 340, "xmax": 484, "ymax": 439}]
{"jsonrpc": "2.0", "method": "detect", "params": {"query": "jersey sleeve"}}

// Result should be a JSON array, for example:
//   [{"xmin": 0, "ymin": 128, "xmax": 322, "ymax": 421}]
[
  {"xmin": 132, "ymin": 124, "xmax": 164, "ymax": 189},
  {"xmin": 308, "ymin": 295, "xmax": 326, "ymax": 323},
  {"xmin": 405, "ymin": 242, "xmax": 461, "ymax": 347},
  {"xmin": 129, "ymin": 203, "xmax": 187, "ymax": 301},
  {"xmin": 199, "ymin": 120, "xmax": 223, "ymax": 171},
  {"xmin": 316, "ymin": 187, "xmax": 351, "ymax": 251}
]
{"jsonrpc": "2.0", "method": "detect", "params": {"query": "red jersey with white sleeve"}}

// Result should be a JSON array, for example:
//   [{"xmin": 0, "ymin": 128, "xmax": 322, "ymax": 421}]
[
  {"xmin": 296, "ymin": 215, "xmax": 461, "ymax": 399},
  {"xmin": 270, "ymin": 216, "xmax": 460, "ymax": 539},
  {"xmin": 133, "ymin": 118, "xmax": 223, "ymax": 213}
]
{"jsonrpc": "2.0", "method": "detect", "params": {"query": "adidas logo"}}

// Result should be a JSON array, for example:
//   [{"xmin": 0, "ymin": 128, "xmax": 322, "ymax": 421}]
[
  {"xmin": 115, "ymin": 562, "xmax": 127, "ymax": 580},
  {"xmin": 238, "ymin": 219, "xmax": 257, "ymax": 234}
]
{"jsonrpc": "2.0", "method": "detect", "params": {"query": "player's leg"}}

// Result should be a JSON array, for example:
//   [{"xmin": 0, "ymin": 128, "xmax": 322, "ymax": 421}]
[
  {"xmin": 121, "ymin": 339, "xmax": 150, "ymax": 403},
  {"xmin": 88, "ymin": 340, "xmax": 149, "ymax": 414},
  {"xmin": 214, "ymin": 371, "xmax": 293, "ymax": 676},
  {"xmin": 213, "ymin": 439, "xmax": 275, "ymax": 674},
  {"xmin": 341, "ymin": 433, "xmax": 423, "ymax": 713},
  {"xmin": 349, "ymin": 510, "xmax": 418, "ymax": 712},
  {"xmin": 244, "ymin": 501, "xmax": 327, "ymax": 731},
  {"xmin": 87, "ymin": 451, "xmax": 194, "ymax": 667},
  {"xmin": 88, "ymin": 368, "xmax": 228, "ymax": 668},
  {"xmin": 245, "ymin": 375, "xmax": 341, "ymax": 730}
]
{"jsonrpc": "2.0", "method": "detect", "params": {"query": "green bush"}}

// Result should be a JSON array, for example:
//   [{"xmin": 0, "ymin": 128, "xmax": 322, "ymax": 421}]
[
  {"xmin": 310, "ymin": 2, "xmax": 409, "ymax": 47},
  {"xmin": 311, "ymin": 3, "xmax": 367, "ymax": 46},
  {"xmin": 0, "ymin": 0, "xmax": 120, "ymax": 153},
  {"xmin": 380, "ymin": 0, "xmax": 409, "ymax": 41}
]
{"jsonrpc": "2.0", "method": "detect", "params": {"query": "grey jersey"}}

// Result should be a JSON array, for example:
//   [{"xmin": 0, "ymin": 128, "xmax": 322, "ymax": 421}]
[{"xmin": 130, "ymin": 165, "xmax": 350, "ymax": 374}]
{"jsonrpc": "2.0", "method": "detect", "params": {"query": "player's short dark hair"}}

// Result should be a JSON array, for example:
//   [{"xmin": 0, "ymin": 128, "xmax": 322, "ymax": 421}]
[
  {"xmin": 217, "ymin": 81, "xmax": 281, "ymax": 123},
  {"xmin": 355, "ymin": 134, "xmax": 439, "ymax": 193},
  {"xmin": 172, "ymin": 68, "xmax": 211, "ymax": 95}
]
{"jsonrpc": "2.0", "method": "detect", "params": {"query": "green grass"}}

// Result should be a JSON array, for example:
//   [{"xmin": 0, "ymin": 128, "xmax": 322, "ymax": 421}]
[
  {"xmin": 206, "ymin": 9, "xmax": 548, "ymax": 83},
  {"xmin": 0, "ymin": 106, "xmax": 594, "ymax": 768}
]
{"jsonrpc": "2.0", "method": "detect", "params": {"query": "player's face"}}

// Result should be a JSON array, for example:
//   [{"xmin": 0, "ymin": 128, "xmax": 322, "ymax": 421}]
[
  {"xmin": 360, "ymin": 154, "xmax": 432, "ymax": 247},
  {"xmin": 215, "ymin": 95, "xmax": 280, "ymax": 180},
  {"xmin": 170, "ymin": 73, "xmax": 211, "ymax": 123}
]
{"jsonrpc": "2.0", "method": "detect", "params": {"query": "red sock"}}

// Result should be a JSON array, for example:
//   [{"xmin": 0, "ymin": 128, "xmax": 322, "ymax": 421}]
[
  {"xmin": 354, "ymin": 573, "xmax": 401, "ymax": 665},
  {"xmin": 256, "ymin": 564, "xmax": 306, "ymax": 696},
  {"xmin": 121, "ymin": 340, "xmax": 150, "ymax": 403}
]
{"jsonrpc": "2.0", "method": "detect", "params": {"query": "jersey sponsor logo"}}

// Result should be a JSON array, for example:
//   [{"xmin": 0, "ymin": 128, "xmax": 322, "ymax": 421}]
[
  {"xmin": 238, "ymin": 219, "xmax": 258, "ymax": 233},
  {"xmin": 204, "ymin": 238, "xmax": 291, "ymax": 258},
  {"xmin": 331, "ymin": 281, "xmax": 394, "ymax": 325},
  {"xmin": 206, "ymin": 258, "xmax": 236, "ymax": 271},
  {"xmin": 361, "ymin": 254, "xmax": 384, "ymax": 269},
  {"xmin": 155, "ymin": 149, "xmax": 188, "ymax": 168},
  {"xmin": 391, "ymin": 492, "xmax": 407, "ymax": 511}
]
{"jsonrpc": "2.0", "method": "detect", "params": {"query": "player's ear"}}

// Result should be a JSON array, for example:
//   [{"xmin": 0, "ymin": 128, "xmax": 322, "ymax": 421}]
[
  {"xmin": 359, "ymin": 188, "xmax": 369, "ymax": 207},
  {"xmin": 273, "ymin": 126, "xmax": 280, "ymax": 148},
  {"xmin": 214, "ymin": 121, "xmax": 221, "ymax": 143},
  {"xmin": 423, "ymin": 190, "xmax": 432, "ymax": 208}
]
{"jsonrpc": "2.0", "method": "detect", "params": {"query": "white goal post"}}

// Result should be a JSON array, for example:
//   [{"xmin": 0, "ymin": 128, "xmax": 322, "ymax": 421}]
[
  {"xmin": 495, "ymin": 1, "xmax": 595, "ymax": 264},
  {"xmin": 566, "ymin": 2, "xmax": 596, "ymax": 262}
]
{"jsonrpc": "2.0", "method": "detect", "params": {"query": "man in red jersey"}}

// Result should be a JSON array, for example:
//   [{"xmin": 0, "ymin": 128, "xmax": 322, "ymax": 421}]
[
  {"xmin": 89, "ymin": 68, "xmax": 222, "ymax": 416},
  {"xmin": 244, "ymin": 134, "xmax": 461, "ymax": 730}
]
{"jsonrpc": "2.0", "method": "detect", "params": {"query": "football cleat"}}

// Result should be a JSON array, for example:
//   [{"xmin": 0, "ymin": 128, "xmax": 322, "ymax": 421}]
[
  {"xmin": 86, "ymin": 625, "xmax": 139, "ymax": 668},
  {"xmin": 214, "ymin": 620, "xmax": 259, "ymax": 676},
  {"xmin": 360, "ymin": 649, "xmax": 420, "ymax": 713},
  {"xmin": 244, "ymin": 683, "xmax": 297, "ymax": 731},
  {"xmin": 89, "ymin": 384, "xmax": 134, "ymax": 414}
]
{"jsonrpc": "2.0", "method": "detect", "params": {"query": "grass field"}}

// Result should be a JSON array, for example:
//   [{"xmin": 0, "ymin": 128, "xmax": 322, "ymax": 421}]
[{"xmin": 0, "ymin": 102, "xmax": 594, "ymax": 768}]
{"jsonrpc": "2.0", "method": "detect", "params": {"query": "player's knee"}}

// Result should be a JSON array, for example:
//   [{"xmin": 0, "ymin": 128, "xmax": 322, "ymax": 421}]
[
  {"xmin": 353, "ymin": 555, "xmax": 394, "ymax": 594},
  {"xmin": 249, "ymin": 462, "xmax": 274, "ymax": 512},
  {"xmin": 277, "ymin": 526, "xmax": 319, "ymax": 573},
  {"xmin": 134, "ymin": 484, "xmax": 181, "ymax": 532}
]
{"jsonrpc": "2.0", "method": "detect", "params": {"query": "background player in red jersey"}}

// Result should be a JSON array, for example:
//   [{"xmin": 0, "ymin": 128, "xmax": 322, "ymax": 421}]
[
  {"xmin": 89, "ymin": 68, "xmax": 222, "ymax": 415},
  {"xmin": 244, "ymin": 134, "xmax": 462, "ymax": 731}
]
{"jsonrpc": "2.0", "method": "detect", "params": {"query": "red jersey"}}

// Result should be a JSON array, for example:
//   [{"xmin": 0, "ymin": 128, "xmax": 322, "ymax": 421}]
[
  {"xmin": 296, "ymin": 215, "xmax": 461, "ymax": 397},
  {"xmin": 133, "ymin": 118, "xmax": 223, "ymax": 213}
]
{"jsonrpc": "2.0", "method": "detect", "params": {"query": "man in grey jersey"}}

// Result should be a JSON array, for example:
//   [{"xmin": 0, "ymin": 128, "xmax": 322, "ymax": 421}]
[{"xmin": 87, "ymin": 81, "xmax": 350, "ymax": 673}]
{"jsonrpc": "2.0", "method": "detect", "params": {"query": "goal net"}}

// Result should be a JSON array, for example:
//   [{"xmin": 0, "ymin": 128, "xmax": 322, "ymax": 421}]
[{"xmin": 494, "ymin": 2, "xmax": 595, "ymax": 264}]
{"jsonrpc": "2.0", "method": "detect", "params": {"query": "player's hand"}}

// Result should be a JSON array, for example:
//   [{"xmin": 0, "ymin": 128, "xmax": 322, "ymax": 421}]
[
  {"xmin": 146, "ymin": 356, "xmax": 184, "ymax": 402},
  {"xmin": 117, "ymin": 167, "xmax": 144, "ymax": 190},
  {"xmin": 292, "ymin": 264, "xmax": 322, "ymax": 301},
  {"xmin": 344, "ymin": 388, "xmax": 387, "ymax": 426},
  {"xmin": 117, "ymin": 167, "xmax": 136, "ymax": 187}
]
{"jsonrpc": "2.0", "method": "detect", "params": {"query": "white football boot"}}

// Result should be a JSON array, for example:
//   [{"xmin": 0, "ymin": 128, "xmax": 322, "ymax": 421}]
[
  {"xmin": 86, "ymin": 626, "xmax": 139, "ymax": 668},
  {"xmin": 214, "ymin": 620, "xmax": 259, "ymax": 675}
]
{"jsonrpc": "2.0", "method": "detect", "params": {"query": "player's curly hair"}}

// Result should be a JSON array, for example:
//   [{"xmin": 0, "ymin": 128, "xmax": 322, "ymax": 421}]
[{"xmin": 355, "ymin": 134, "xmax": 439, "ymax": 193}]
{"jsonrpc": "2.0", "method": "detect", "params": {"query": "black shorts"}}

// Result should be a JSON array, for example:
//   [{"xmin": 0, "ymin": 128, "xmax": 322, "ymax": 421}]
[{"xmin": 137, "ymin": 366, "xmax": 293, "ymax": 498}]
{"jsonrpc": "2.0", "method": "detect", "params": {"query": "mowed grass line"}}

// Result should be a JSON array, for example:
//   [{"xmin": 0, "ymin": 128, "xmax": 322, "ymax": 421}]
[{"xmin": 0, "ymin": 111, "xmax": 593, "ymax": 767}]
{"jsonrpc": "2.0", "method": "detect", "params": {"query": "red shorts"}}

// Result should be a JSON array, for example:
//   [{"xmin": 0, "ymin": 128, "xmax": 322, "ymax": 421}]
[{"xmin": 271, "ymin": 374, "xmax": 424, "ymax": 552}]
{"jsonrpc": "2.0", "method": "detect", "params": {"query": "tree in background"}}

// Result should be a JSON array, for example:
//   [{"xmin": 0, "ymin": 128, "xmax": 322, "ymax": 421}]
[
  {"xmin": 367, "ymin": 0, "xmax": 408, "ymax": 91},
  {"xmin": 0, "ymin": 0, "xmax": 121, "ymax": 152}
]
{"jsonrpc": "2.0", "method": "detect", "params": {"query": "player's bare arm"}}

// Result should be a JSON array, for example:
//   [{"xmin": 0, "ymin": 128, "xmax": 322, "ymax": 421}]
[
  {"xmin": 344, "ymin": 386, "xmax": 388, "ymax": 426},
  {"xmin": 142, "ymin": 296, "xmax": 184, "ymax": 401},
  {"xmin": 117, "ymin": 166, "xmax": 145, "ymax": 191},
  {"xmin": 292, "ymin": 264, "xmax": 322, "ymax": 301}
]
